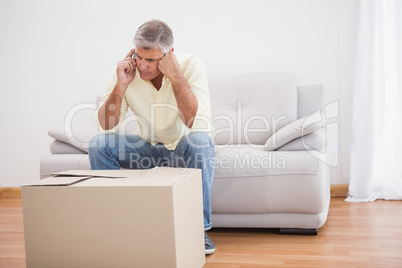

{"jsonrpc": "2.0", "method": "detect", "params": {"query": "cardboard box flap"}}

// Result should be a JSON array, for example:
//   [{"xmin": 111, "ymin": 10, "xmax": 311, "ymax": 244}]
[
  {"xmin": 23, "ymin": 176, "xmax": 91, "ymax": 186},
  {"xmin": 52, "ymin": 170, "xmax": 129, "ymax": 178},
  {"xmin": 52, "ymin": 168, "xmax": 199, "ymax": 179},
  {"xmin": 73, "ymin": 175, "xmax": 190, "ymax": 187}
]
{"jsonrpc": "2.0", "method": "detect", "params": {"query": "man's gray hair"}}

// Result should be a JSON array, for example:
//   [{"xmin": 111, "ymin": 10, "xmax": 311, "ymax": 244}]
[{"xmin": 133, "ymin": 20, "xmax": 174, "ymax": 54}]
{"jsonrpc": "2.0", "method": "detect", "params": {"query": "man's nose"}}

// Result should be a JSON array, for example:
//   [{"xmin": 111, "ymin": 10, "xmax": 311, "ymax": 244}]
[{"xmin": 137, "ymin": 60, "xmax": 148, "ymax": 70}]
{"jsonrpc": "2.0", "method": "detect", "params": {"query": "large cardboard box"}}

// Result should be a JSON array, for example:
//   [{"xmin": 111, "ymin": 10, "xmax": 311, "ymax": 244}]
[{"xmin": 21, "ymin": 167, "xmax": 205, "ymax": 268}]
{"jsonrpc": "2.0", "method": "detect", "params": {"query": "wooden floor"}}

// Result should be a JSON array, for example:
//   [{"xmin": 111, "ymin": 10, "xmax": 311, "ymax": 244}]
[{"xmin": 1, "ymin": 196, "xmax": 402, "ymax": 267}]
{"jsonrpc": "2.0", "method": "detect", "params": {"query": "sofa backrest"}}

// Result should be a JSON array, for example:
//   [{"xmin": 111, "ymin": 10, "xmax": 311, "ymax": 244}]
[
  {"xmin": 208, "ymin": 72, "xmax": 298, "ymax": 145},
  {"xmin": 297, "ymin": 84, "xmax": 324, "ymax": 119}
]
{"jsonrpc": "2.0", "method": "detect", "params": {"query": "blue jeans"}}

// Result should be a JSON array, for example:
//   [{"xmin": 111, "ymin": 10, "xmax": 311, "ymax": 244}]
[{"xmin": 88, "ymin": 132, "xmax": 215, "ymax": 231}]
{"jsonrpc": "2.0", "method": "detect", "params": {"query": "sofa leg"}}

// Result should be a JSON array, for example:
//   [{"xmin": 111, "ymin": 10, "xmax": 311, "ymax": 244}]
[{"xmin": 279, "ymin": 228, "xmax": 318, "ymax": 236}]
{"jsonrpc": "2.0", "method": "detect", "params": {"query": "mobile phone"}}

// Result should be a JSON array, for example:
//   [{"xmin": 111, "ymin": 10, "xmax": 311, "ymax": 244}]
[{"xmin": 131, "ymin": 52, "xmax": 136, "ymax": 60}]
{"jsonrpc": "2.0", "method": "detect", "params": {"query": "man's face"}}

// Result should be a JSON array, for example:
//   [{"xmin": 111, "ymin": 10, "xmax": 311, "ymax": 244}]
[{"xmin": 134, "ymin": 47, "xmax": 165, "ymax": 81}]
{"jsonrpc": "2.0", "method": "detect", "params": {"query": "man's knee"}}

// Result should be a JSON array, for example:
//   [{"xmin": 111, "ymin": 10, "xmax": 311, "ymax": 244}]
[
  {"xmin": 177, "ymin": 132, "xmax": 215, "ymax": 167},
  {"xmin": 182, "ymin": 132, "xmax": 213, "ymax": 150},
  {"xmin": 88, "ymin": 133, "xmax": 119, "ymax": 155}
]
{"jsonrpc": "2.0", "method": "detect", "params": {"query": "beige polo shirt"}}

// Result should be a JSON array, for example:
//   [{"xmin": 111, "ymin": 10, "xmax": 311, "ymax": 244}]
[{"xmin": 95, "ymin": 53, "xmax": 213, "ymax": 150}]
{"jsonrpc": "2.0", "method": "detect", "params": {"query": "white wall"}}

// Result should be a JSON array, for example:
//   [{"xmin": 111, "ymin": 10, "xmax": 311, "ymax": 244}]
[
  {"xmin": 0, "ymin": 0, "xmax": 358, "ymax": 187},
  {"xmin": 339, "ymin": 0, "xmax": 359, "ymax": 185}
]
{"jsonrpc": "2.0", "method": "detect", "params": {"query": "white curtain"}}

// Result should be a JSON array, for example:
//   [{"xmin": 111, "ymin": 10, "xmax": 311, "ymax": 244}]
[{"xmin": 347, "ymin": 0, "xmax": 402, "ymax": 202}]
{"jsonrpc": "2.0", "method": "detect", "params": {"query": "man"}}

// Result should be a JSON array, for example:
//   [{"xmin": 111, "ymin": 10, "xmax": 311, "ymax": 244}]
[{"xmin": 88, "ymin": 19, "xmax": 216, "ymax": 255}]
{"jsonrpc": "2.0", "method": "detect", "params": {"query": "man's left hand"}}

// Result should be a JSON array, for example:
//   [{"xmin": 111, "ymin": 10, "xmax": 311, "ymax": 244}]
[{"xmin": 158, "ymin": 52, "xmax": 182, "ymax": 81}]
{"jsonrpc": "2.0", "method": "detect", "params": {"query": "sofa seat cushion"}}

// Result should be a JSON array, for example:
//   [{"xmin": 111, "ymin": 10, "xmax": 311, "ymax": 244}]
[{"xmin": 212, "ymin": 147, "xmax": 329, "ymax": 215}]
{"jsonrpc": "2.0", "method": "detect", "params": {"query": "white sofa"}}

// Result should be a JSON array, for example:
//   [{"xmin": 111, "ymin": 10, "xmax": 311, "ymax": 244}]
[{"xmin": 41, "ymin": 72, "xmax": 330, "ymax": 234}]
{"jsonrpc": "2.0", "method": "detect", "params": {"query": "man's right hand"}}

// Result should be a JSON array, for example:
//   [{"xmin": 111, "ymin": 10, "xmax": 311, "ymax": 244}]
[
  {"xmin": 98, "ymin": 49, "xmax": 136, "ymax": 131},
  {"xmin": 116, "ymin": 49, "xmax": 137, "ymax": 89}
]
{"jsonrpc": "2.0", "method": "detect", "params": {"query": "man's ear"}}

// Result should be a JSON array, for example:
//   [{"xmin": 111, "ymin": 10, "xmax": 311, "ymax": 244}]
[{"xmin": 170, "ymin": 48, "xmax": 174, "ymax": 53}]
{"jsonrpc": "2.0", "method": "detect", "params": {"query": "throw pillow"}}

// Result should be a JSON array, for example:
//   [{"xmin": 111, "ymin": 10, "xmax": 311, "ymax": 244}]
[
  {"xmin": 48, "ymin": 125, "xmax": 97, "ymax": 153},
  {"xmin": 276, "ymin": 128, "xmax": 325, "ymax": 151},
  {"xmin": 50, "ymin": 140, "xmax": 87, "ymax": 154},
  {"xmin": 263, "ymin": 110, "xmax": 324, "ymax": 151}
]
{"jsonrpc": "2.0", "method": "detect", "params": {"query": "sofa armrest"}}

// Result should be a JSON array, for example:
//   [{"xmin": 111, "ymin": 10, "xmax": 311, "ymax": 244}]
[{"xmin": 40, "ymin": 154, "xmax": 90, "ymax": 179}]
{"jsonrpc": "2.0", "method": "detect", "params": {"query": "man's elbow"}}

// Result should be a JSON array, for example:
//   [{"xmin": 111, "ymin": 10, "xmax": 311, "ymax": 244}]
[{"xmin": 186, "ymin": 118, "xmax": 195, "ymax": 129}]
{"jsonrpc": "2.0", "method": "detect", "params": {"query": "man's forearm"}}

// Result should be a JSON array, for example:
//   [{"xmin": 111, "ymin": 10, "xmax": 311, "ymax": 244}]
[
  {"xmin": 98, "ymin": 85, "xmax": 126, "ymax": 130},
  {"xmin": 170, "ymin": 74, "xmax": 198, "ymax": 128}
]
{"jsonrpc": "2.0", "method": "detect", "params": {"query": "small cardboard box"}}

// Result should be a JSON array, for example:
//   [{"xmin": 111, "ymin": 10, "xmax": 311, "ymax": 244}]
[{"xmin": 21, "ymin": 167, "xmax": 205, "ymax": 268}]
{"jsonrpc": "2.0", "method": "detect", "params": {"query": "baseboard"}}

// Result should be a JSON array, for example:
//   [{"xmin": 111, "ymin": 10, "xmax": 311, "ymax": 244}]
[
  {"xmin": 1, "ymin": 185, "xmax": 349, "ymax": 199},
  {"xmin": 0, "ymin": 187, "xmax": 22, "ymax": 198},
  {"xmin": 331, "ymin": 184, "xmax": 349, "ymax": 198}
]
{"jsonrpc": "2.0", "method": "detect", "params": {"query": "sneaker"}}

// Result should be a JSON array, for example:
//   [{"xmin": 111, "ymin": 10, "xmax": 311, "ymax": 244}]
[{"xmin": 204, "ymin": 232, "xmax": 215, "ymax": 255}]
